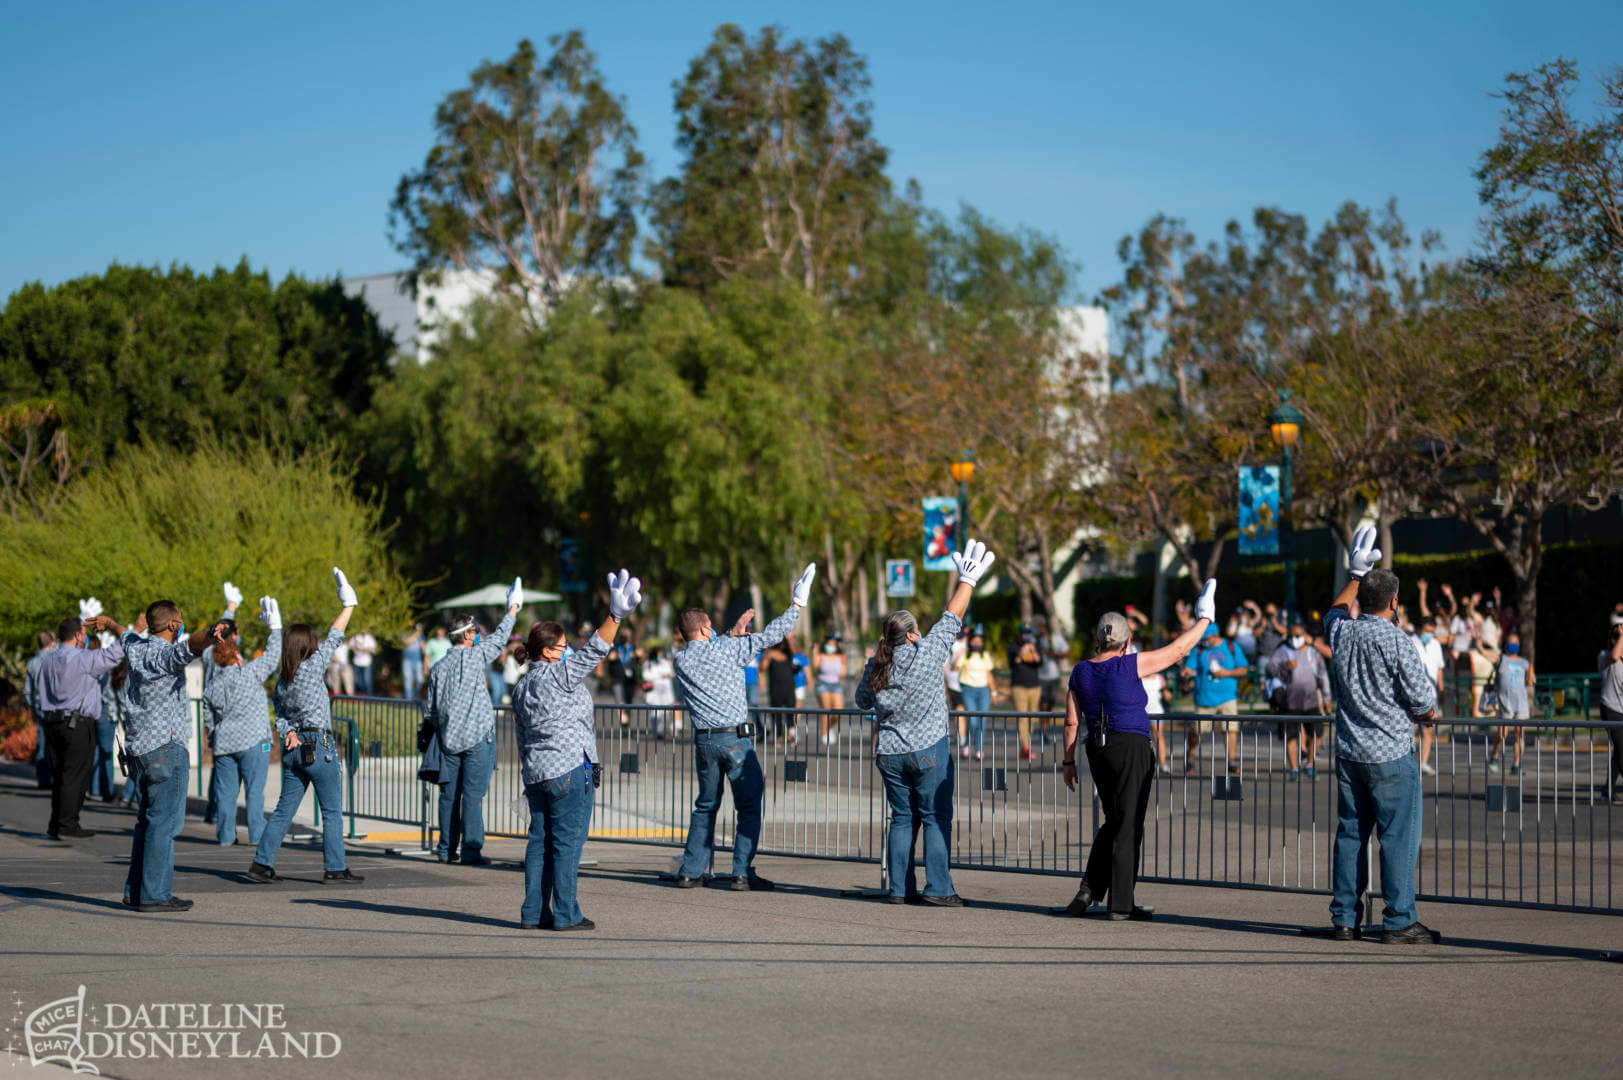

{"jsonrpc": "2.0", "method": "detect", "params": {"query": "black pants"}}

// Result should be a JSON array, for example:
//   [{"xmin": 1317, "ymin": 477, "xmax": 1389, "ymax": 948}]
[
  {"xmin": 1083, "ymin": 732, "xmax": 1155, "ymax": 913},
  {"xmin": 44, "ymin": 714, "xmax": 96, "ymax": 836},
  {"xmin": 1603, "ymin": 705, "xmax": 1623, "ymax": 790}
]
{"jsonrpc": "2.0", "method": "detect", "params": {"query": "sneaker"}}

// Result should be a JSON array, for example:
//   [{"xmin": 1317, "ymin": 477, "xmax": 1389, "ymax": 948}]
[
  {"xmin": 1155, "ymin": 764, "xmax": 1172, "ymax": 778},
  {"xmin": 974, "ymin": 751, "xmax": 984, "ymax": 762},
  {"xmin": 244, "ymin": 862, "xmax": 281, "ymax": 884},
  {"xmin": 920, "ymin": 894, "xmax": 967, "ymax": 908},
  {"xmin": 1487, "ymin": 757, "xmax": 1501, "ymax": 774},
  {"xmin": 320, "ymin": 869, "xmax": 365, "ymax": 884},
  {"xmin": 135, "ymin": 896, "xmax": 194, "ymax": 913},
  {"xmin": 1420, "ymin": 761, "xmax": 1437, "ymax": 776},
  {"xmin": 1303, "ymin": 766, "xmax": 1317, "ymax": 781},
  {"xmin": 960, "ymin": 745, "xmax": 971, "ymax": 759},
  {"xmin": 1226, "ymin": 760, "xmax": 1239, "ymax": 774},
  {"xmin": 673, "ymin": 875, "xmax": 703, "ymax": 889},
  {"xmin": 729, "ymin": 874, "xmax": 775, "ymax": 892},
  {"xmin": 1019, "ymin": 747, "xmax": 1035, "ymax": 761},
  {"xmin": 1509, "ymin": 764, "xmax": 1521, "ymax": 776},
  {"xmin": 551, "ymin": 918, "xmax": 596, "ymax": 932},
  {"xmin": 1286, "ymin": 769, "xmax": 1300, "ymax": 783},
  {"xmin": 1379, "ymin": 921, "xmax": 1439, "ymax": 945}
]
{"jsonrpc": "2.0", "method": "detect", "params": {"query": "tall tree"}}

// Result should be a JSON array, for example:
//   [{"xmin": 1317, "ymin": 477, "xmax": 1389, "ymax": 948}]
[
  {"xmin": 652, "ymin": 24, "xmax": 889, "ymax": 305},
  {"xmin": 390, "ymin": 32, "xmax": 643, "ymax": 305}
]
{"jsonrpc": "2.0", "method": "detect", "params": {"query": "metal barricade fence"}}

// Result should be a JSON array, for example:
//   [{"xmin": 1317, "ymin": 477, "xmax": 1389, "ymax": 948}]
[{"xmin": 327, "ymin": 695, "xmax": 1621, "ymax": 914}]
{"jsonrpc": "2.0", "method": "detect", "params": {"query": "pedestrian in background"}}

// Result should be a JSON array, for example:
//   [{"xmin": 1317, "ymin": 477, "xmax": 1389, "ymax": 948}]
[
  {"xmin": 1318, "ymin": 527, "xmax": 1438, "ymax": 944},
  {"xmin": 1267, "ymin": 621, "xmax": 1331, "ymax": 781},
  {"xmin": 1009, "ymin": 627, "xmax": 1045, "ymax": 760},
  {"xmin": 349, "ymin": 629, "xmax": 378, "ymax": 696},
  {"xmin": 37, "ymin": 612, "xmax": 127, "ymax": 840},
  {"xmin": 955, "ymin": 629, "xmax": 995, "ymax": 761},
  {"xmin": 401, "ymin": 625, "xmax": 426, "ymax": 700},
  {"xmin": 1490, "ymin": 632, "xmax": 1533, "ymax": 775},
  {"xmin": 1183, "ymin": 626, "xmax": 1247, "ymax": 774},
  {"xmin": 1600, "ymin": 624, "xmax": 1623, "ymax": 802}
]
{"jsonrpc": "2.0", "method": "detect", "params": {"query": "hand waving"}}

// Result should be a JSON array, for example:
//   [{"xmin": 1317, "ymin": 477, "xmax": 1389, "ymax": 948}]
[
  {"xmin": 607, "ymin": 569, "xmax": 643, "ymax": 620},
  {"xmin": 951, "ymin": 539, "xmax": 996, "ymax": 589},
  {"xmin": 792, "ymin": 563, "xmax": 818, "ymax": 607},
  {"xmin": 334, "ymin": 566, "xmax": 358, "ymax": 607},
  {"xmin": 1348, "ymin": 525, "xmax": 1381, "ymax": 580}
]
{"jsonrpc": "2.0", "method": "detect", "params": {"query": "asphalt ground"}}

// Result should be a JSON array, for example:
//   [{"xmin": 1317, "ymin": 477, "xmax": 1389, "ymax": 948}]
[{"xmin": 2, "ymin": 768, "xmax": 1621, "ymax": 1080}]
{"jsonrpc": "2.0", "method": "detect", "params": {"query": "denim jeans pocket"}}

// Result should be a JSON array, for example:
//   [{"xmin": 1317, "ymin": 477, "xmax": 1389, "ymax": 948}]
[
  {"xmin": 725, "ymin": 743, "xmax": 749, "ymax": 768},
  {"xmin": 542, "ymin": 773, "xmax": 572, "ymax": 799},
  {"xmin": 142, "ymin": 755, "xmax": 173, "ymax": 785},
  {"xmin": 915, "ymin": 751, "xmax": 937, "ymax": 772}
]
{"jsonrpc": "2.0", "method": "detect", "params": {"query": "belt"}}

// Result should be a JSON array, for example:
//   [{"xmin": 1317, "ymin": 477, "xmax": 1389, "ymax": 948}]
[
  {"xmin": 43, "ymin": 710, "xmax": 92, "ymax": 727},
  {"xmin": 696, "ymin": 722, "xmax": 755, "ymax": 739}
]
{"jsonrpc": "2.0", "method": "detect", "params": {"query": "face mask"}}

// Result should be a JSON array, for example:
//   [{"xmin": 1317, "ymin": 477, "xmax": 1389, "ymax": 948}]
[
  {"xmin": 824, "ymin": 643, "xmax": 837, "ymax": 654},
  {"xmin": 1506, "ymin": 643, "xmax": 1520, "ymax": 655},
  {"xmin": 1289, "ymin": 635, "xmax": 1306, "ymax": 649},
  {"xmin": 970, "ymin": 643, "xmax": 984, "ymax": 653},
  {"xmin": 1421, "ymin": 633, "xmax": 1434, "ymax": 643}
]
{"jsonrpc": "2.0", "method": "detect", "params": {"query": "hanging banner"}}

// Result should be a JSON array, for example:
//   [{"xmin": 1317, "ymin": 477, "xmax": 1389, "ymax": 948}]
[
  {"xmin": 885, "ymin": 559, "xmax": 916, "ymax": 597},
  {"xmin": 1237, "ymin": 465, "xmax": 1280, "ymax": 556},
  {"xmin": 558, "ymin": 537, "xmax": 587, "ymax": 593},
  {"xmin": 922, "ymin": 497, "xmax": 959, "ymax": 571}
]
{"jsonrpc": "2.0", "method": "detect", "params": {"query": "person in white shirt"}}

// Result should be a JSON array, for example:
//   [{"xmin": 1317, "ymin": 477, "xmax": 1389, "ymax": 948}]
[
  {"xmin": 946, "ymin": 630, "xmax": 969, "ymax": 758},
  {"xmin": 348, "ymin": 631, "xmax": 378, "ymax": 696},
  {"xmin": 643, "ymin": 646, "xmax": 678, "ymax": 737},
  {"xmin": 1410, "ymin": 617, "xmax": 1447, "ymax": 775}
]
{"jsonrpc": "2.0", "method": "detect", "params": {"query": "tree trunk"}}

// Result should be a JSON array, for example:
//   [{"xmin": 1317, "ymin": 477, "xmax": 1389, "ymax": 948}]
[
  {"xmin": 1200, "ymin": 535, "xmax": 1226, "ymax": 582},
  {"xmin": 1514, "ymin": 543, "xmax": 1542, "ymax": 667},
  {"xmin": 1376, "ymin": 502, "xmax": 1400, "ymax": 572}
]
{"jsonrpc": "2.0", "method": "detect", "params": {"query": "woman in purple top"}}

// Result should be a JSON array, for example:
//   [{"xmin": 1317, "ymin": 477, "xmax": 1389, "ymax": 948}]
[{"xmin": 1062, "ymin": 579, "xmax": 1219, "ymax": 919}]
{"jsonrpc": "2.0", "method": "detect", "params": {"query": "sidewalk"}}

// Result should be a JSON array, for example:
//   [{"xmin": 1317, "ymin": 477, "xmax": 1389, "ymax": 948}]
[{"xmin": 1, "ymin": 769, "xmax": 1619, "ymax": 1080}]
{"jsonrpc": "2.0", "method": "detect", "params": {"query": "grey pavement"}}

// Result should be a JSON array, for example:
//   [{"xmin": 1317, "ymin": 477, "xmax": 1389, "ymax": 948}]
[{"xmin": 1, "ymin": 768, "xmax": 1620, "ymax": 1080}]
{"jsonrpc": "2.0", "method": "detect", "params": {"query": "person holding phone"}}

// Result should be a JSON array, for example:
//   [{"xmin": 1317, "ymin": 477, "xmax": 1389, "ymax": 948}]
[
  {"xmin": 244, "ymin": 569, "xmax": 363, "ymax": 886},
  {"xmin": 510, "ymin": 569, "xmax": 644, "ymax": 930},
  {"xmin": 1062, "ymin": 578, "xmax": 1218, "ymax": 920}
]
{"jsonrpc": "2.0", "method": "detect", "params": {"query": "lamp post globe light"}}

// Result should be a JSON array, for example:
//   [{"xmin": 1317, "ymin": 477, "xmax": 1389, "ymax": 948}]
[
  {"xmin": 950, "ymin": 448, "xmax": 976, "ymax": 617},
  {"xmin": 1268, "ymin": 390, "xmax": 1304, "ymax": 624}
]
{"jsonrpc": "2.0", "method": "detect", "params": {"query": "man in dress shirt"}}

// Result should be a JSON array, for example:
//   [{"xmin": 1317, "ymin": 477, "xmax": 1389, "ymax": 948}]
[
  {"xmin": 671, "ymin": 564, "xmax": 815, "ymax": 890},
  {"xmin": 422, "ymin": 581, "xmax": 521, "ymax": 865},
  {"xmin": 37, "ymin": 614, "xmax": 127, "ymax": 840},
  {"xmin": 120, "ymin": 600, "xmax": 231, "ymax": 913}
]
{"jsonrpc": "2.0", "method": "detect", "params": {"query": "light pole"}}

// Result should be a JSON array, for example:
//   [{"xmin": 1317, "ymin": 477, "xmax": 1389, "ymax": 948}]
[
  {"xmin": 949, "ymin": 448, "xmax": 976, "ymax": 619},
  {"xmin": 1268, "ymin": 390, "xmax": 1304, "ymax": 624}
]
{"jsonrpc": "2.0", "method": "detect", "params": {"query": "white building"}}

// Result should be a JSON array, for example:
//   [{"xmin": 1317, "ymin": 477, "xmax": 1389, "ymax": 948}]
[{"xmin": 340, "ymin": 269, "xmax": 496, "ymax": 360}]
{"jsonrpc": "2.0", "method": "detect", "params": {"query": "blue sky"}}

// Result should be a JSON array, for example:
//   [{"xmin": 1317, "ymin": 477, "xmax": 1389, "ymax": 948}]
[{"xmin": 3, "ymin": 1, "xmax": 1619, "ymax": 303}]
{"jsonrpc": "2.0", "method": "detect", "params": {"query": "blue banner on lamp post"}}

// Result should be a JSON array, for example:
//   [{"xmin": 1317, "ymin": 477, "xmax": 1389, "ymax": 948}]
[
  {"xmin": 922, "ymin": 497, "xmax": 959, "ymax": 571},
  {"xmin": 1238, "ymin": 466, "xmax": 1280, "ymax": 556}
]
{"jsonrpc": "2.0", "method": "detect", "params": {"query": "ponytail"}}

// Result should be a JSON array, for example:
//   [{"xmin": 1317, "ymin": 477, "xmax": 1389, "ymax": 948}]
[
  {"xmin": 867, "ymin": 611, "xmax": 919, "ymax": 692},
  {"xmin": 514, "ymin": 621, "xmax": 566, "ymax": 666}
]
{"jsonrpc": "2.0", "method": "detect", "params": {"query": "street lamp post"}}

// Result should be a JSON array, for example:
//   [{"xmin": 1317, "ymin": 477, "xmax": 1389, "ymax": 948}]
[
  {"xmin": 1269, "ymin": 390, "xmax": 1304, "ymax": 624},
  {"xmin": 949, "ymin": 448, "xmax": 976, "ymax": 619}
]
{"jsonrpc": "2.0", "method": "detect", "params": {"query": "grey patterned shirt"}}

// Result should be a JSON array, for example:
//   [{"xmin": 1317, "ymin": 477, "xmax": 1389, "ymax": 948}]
[
  {"xmin": 202, "ymin": 631, "xmax": 282, "ymax": 756},
  {"xmin": 272, "ymin": 627, "xmax": 345, "ymax": 736},
  {"xmin": 857, "ymin": 611, "xmax": 961, "ymax": 755},
  {"xmin": 513, "ymin": 635, "xmax": 609, "ymax": 784},
  {"xmin": 674, "ymin": 605, "xmax": 801, "ymax": 730},
  {"xmin": 1324, "ymin": 608, "xmax": 1437, "ymax": 763},
  {"xmin": 423, "ymin": 611, "xmax": 515, "ymax": 754},
  {"xmin": 120, "ymin": 632, "xmax": 201, "ymax": 756}
]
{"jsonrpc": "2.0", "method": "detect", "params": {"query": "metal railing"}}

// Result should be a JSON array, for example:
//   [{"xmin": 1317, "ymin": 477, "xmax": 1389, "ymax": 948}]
[{"xmin": 324, "ymin": 694, "xmax": 1621, "ymax": 915}]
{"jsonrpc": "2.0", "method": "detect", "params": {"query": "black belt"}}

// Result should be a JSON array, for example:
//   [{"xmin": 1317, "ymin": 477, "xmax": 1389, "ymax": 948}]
[
  {"xmin": 697, "ymin": 722, "xmax": 755, "ymax": 739},
  {"xmin": 43, "ymin": 710, "xmax": 92, "ymax": 729}
]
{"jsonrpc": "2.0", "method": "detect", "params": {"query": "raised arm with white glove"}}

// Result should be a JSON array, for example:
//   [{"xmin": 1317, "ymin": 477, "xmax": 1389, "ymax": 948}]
[
  {"xmin": 258, "ymin": 596, "xmax": 282, "ymax": 631},
  {"xmin": 945, "ymin": 539, "xmax": 996, "ymax": 619},
  {"xmin": 1348, "ymin": 524, "xmax": 1381, "ymax": 580},
  {"xmin": 791, "ymin": 563, "xmax": 817, "ymax": 608},
  {"xmin": 1194, "ymin": 578, "xmax": 1218, "ymax": 623},
  {"xmin": 505, "ymin": 576, "xmax": 524, "ymax": 614},
  {"xmin": 594, "ymin": 569, "xmax": 643, "ymax": 646},
  {"xmin": 223, "ymin": 581, "xmax": 243, "ymax": 612},
  {"xmin": 333, "ymin": 566, "xmax": 358, "ymax": 608}
]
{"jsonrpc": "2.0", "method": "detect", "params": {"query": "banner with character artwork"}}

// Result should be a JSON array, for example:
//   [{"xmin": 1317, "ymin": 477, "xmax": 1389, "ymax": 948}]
[
  {"xmin": 922, "ymin": 497, "xmax": 959, "ymax": 571},
  {"xmin": 1237, "ymin": 466, "xmax": 1280, "ymax": 556}
]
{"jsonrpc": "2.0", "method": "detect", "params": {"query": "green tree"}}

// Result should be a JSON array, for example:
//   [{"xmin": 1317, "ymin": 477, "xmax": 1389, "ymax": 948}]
[
  {"xmin": 652, "ymin": 23, "xmax": 889, "ymax": 305},
  {"xmin": 0, "ymin": 261, "xmax": 393, "ymax": 464},
  {"xmin": 0, "ymin": 443, "xmax": 415, "ymax": 654},
  {"xmin": 390, "ymin": 32, "xmax": 644, "ymax": 305}
]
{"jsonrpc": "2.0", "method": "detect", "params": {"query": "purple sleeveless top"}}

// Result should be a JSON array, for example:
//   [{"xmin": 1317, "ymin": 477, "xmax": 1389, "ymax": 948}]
[{"xmin": 1067, "ymin": 653, "xmax": 1151, "ymax": 738}]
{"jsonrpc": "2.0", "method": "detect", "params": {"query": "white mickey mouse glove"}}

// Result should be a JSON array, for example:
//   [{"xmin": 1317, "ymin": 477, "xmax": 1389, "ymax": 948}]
[
  {"xmin": 1194, "ymin": 578, "xmax": 1218, "ymax": 623},
  {"xmin": 79, "ymin": 596, "xmax": 104, "ymax": 621},
  {"xmin": 258, "ymin": 596, "xmax": 282, "ymax": 631},
  {"xmin": 223, "ymin": 581, "xmax": 243, "ymax": 609},
  {"xmin": 1348, "ymin": 524, "xmax": 1381, "ymax": 580},
  {"xmin": 791, "ymin": 563, "xmax": 817, "ymax": 607},
  {"xmin": 951, "ymin": 539, "xmax": 996, "ymax": 589},
  {"xmin": 505, "ymin": 576, "xmax": 524, "ymax": 611},
  {"xmin": 333, "ymin": 566, "xmax": 358, "ymax": 607},
  {"xmin": 607, "ymin": 569, "xmax": 643, "ymax": 620}
]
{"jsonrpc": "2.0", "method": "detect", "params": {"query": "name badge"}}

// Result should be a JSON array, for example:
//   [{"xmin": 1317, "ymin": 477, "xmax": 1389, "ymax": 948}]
[{"xmin": 262, "ymin": 741, "xmax": 272, "ymax": 752}]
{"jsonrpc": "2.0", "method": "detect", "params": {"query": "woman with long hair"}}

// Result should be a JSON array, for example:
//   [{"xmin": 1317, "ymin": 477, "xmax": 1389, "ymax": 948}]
[
  {"xmin": 814, "ymin": 633, "xmax": 846, "ymax": 745},
  {"xmin": 1062, "ymin": 578, "xmax": 1218, "ymax": 920},
  {"xmin": 855, "ymin": 539, "xmax": 996, "ymax": 906},
  {"xmin": 509, "ymin": 569, "xmax": 644, "ymax": 930},
  {"xmin": 954, "ymin": 629, "xmax": 995, "ymax": 761},
  {"xmin": 243, "ymin": 569, "xmax": 362, "ymax": 885},
  {"xmin": 762, "ymin": 638, "xmax": 800, "ymax": 743}
]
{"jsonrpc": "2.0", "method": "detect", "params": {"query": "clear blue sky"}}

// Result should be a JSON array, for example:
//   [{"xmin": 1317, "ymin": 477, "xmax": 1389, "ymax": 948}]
[{"xmin": 3, "ymin": 1, "xmax": 1619, "ymax": 304}]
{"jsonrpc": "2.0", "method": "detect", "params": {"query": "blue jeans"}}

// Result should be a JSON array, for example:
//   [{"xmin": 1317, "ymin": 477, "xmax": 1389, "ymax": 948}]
[
  {"xmin": 1332, "ymin": 752, "xmax": 1422, "ymax": 931},
  {"xmin": 212, "ymin": 743, "xmax": 270, "ymax": 846},
  {"xmin": 437, "ymin": 736, "xmax": 495, "ymax": 860},
  {"xmin": 679, "ymin": 731, "xmax": 764, "ymax": 878},
  {"xmin": 402, "ymin": 658, "xmax": 422, "ymax": 700},
  {"xmin": 876, "ymin": 736, "xmax": 956, "ymax": 898},
  {"xmin": 352, "ymin": 665, "xmax": 374, "ymax": 696},
  {"xmin": 33, "ymin": 717, "xmax": 52, "ymax": 786},
  {"xmin": 124, "ymin": 741, "xmax": 190, "ymax": 904},
  {"xmin": 90, "ymin": 719, "xmax": 117, "ymax": 798},
  {"xmin": 744, "ymin": 683, "xmax": 760, "ymax": 709},
  {"xmin": 521, "ymin": 763, "xmax": 594, "ymax": 927},
  {"xmin": 254, "ymin": 733, "xmax": 347, "ymax": 871},
  {"xmin": 486, "ymin": 668, "xmax": 505, "ymax": 706},
  {"xmin": 959, "ymin": 685, "xmax": 990, "ymax": 752}
]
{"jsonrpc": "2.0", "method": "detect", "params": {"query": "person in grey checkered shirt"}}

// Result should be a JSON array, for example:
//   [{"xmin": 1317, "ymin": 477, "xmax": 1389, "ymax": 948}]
[
  {"xmin": 423, "ymin": 578, "xmax": 522, "ymax": 866},
  {"xmin": 202, "ymin": 596, "xmax": 282, "ymax": 848},
  {"xmin": 245, "ymin": 568, "xmax": 364, "ymax": 886},
  {"xmin": 1314, "ymin": 526, "xmax": 1440, "ymax": 946},
  {"xmin": 671, "ymin": 562, "xmax": 817, "ymax": 891},
  {"xmin": 857, "ymin": 539, "xmax": 996, "ymax": 906},
  {"xmin": 510, "ymin": 569, "xmax": 644, "ymax": 930}
]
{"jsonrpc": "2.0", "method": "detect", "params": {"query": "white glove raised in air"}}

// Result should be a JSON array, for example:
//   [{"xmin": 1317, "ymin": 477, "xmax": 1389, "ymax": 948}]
[
  {"xmin": 1194, "ymin": 578, "xmax": 1218, "ymax": 623},
  {"xmin": 951, "ymin": 539, "xmax": 997, "ymax": 589},
  {"xmin": 78, "ymin": 596, "xmax": 104, "ymax": 621},
  {"xmin": 1348, "ymin": 524, "xmax": 1381, "ymax": 580},
  {"xmin": 223, "ymin": 581, "xmax": 243, "ymax": 609},
  {"xmin": 607, "ymin": 569, "xmax": 643, "ymax": 620},
  {"xmin": 258, "ymin": 596, "xmax": 282, "ymax": 632},
  {"xmin": 505, "ymin": 576, "xmax": 524, "ymax": 611},
  {"xmin": 333, "ymin": 566, "xmax": 358, "ymax": 607},
  {"xmin": 791, "ymin": 563, "xmax": 818, "ymax": 607}
]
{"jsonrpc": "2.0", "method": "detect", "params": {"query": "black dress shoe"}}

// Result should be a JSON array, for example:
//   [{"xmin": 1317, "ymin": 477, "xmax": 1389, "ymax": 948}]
[
  {"xmin": 101, "ymin": 794, "xmax": 118, "ymax": 804},
  {"xmin": 1105, "ymin": 906, "xmax": 1154, "ymax": 921},
  {"xmin": 551, "ymin": 918, "xmax": 596, "ymax": 931},
  {"xmin": 729, "ymin": 874, "xmax": 774, "ymax": 892},
  {"xmin": 60, "ymin": 826, "xmax": 96, "ymax": 839},
  {"xmin": 1302, "ymin": 925, "xmax": 1359, "ymax": 941},
  {"xmin": 519, "ymin": 923, "xmax": 547, "ymax": 930},
  {"xmin": 674, "ymin": 875, "xmax": 703, "ymax": 889},
  {"xmin": 244, "ymin": 862, "xmax": 281, "ymax": 884},
  {"xmin": 135, "ymin": 897, "xmax": 194, "ymax": 913},
  {"xmin": 1379, "ymin": 921, "xmax": 1439, "ymax": 945},
  {"xmin": 459, "ymin": 854, "xmax": 491, "ymax": 867},
  {"xmin": 921, "ymin": 894, "xmax": 967, "ymax": 908},
  {"xmin": 46, "ymin": 832, "xmax": 65, "ymax": 842},
  {"xmin": 1064, "ymin": 885, "xmax": 1094, "ymax": 917},
  {"xmin": 321, "ymin": 869, "xmax": 365, "ymax": 884},
  {"xmin": 886, "ymin": 894, "xmax": 924, "ymax": 905}
]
